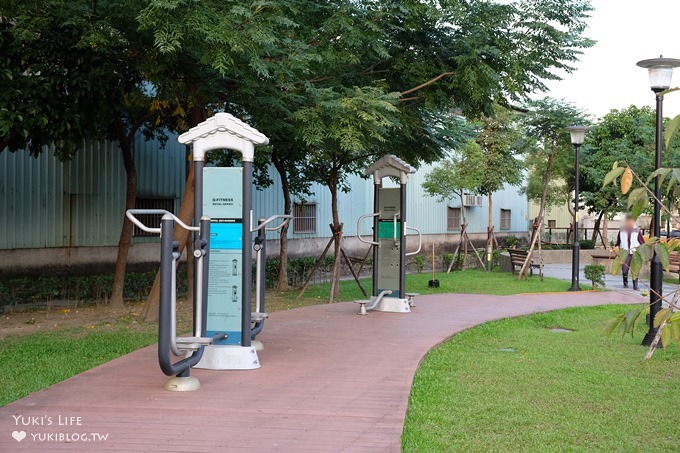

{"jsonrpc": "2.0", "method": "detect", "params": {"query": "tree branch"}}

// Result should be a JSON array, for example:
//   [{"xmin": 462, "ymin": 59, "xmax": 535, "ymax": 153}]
[
  {"xmin": 400, "ymin": 72, "xmax": 454, "ymax": 96},
  {"xmin": 127, "ymin": 110, "xmax": 160, "ymax": 142}
]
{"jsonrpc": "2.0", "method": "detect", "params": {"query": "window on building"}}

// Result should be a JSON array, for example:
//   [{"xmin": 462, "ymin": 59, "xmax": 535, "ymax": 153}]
[
  {"xmin": 133, "ymin": 198, "xmax": 175, "ymax": 237},
  {"xmin": 547, "ymin": 219, "xmax": 556, "ymax": 229},
  {"xmin": 447, "ymin": 207, "xmax": 461, "ymax": 231},
  {"xmin": 293, "ymin": 202, "xmax": 317, "ymax": 233},
  {"xmin": 500, "ymin": 209, "xmax": 511, "ymax": 230}
]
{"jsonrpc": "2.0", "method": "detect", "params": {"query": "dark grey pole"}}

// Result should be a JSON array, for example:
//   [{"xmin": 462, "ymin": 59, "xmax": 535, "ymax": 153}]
[
  {"xmin": 399, "ymin": 182, "xmax": 407, "ymax": 298},
  {"xmin": 251, "ymin": 218, "xmax": 266, "ymax": 339},
  {"xmin": 259, "ymin": 218, "xmax": 267, "ymax": 315},
  {"xmin": 199, "ymin": 216, "xmax": 210, "ymax": 336},
  {"xmin": 159, "ymin": 216, "xmax": 176, "ymax": 374},
  {"xmin": 569, "ymin": 144, "xmax": 581, "ymax": 291},
  {"xmin": 241, "ymin": 161, "xmax": 253, "ymax": 348},
  {"xmin": 372, "ymin": 182, "xmax": 380, "ymax": 297},
  {"xmin": 158, "ymin": 216, "xmax": 204, "ymax": 377},
  {"xmin": 643, "ymin": 93, "xmax": 665, "ymax": 347}
]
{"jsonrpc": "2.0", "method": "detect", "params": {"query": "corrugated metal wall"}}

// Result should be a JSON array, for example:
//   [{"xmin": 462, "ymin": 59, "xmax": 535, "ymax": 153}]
[
  {"xmin": 1, "ymin": 137, "xmax": 529, "ymax": 251},
  {"xmin": 253, "ymin": 161, "xmax": 530, "ymax": 240},
  {"xmin": 0, "ymin": 147, "xmax": 66, "ymax": 248},
  {"xmin": 0, "ymin": 136, "xmax": 187, "ymax": 249}
]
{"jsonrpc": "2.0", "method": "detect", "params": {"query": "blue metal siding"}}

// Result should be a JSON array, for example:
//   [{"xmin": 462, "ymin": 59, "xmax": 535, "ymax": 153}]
[
  {"xmin": 1, "ymin": 147, "xmax": 67, "ymax": 248},
  {"xmin": 1, "ymin": 140, "xmax": 529, "ymax": 251},
  {"xmin": 405, "ymin": 162, "xmax": 529, "ymax": 236},
  {"xmin": 252, "ymin": 161, "xmax": 529, "ymax": 241},
  {"xmin": 0, "ymin": 136, "xmax": 186, "ymax": 249}
]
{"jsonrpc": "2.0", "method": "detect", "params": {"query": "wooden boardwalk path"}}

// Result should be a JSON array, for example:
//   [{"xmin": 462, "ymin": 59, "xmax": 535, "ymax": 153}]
[{"xmin": 0, "ymin": 291, "xmax": 638, "ymax": 452}]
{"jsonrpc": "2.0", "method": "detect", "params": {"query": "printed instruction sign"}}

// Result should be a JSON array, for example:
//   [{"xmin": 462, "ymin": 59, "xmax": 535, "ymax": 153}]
[{"xmin": 204, "ymin": 167, "xmax": 243, "ymax": 345}]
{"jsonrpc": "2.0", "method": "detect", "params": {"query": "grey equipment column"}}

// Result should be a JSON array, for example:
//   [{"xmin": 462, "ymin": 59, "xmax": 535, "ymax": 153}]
[
  {"xmin": 241, "ymin": 160, "xmax": 253, "ymax": 348},
  {"xmin": 399, "ymin": 182, "xmax": 407, "ymax": 298},
  {"xmin": 372, "ymin": 181, "xmax": 380, "ymax": 297}
]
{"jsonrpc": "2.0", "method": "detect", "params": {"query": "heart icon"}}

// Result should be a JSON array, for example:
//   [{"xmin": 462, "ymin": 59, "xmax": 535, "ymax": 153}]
[{"xmin": 12, "ymin": 431, "xmax": 26, "ymax": 442}]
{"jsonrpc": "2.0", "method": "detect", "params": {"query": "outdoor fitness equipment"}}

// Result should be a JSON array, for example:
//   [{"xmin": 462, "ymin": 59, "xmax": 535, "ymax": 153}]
[
  {"xmin": 125, "ymin": 113, "xmax": 287, "ymax": 390},
  {"xmin": 178, "ymin": 113, "xmax": 290, "ymax": 371},
  {"xmin": 356, "ymin": 155, "xmax": 422, "ymax": 314},
  {"xmin": 125, "ymin": 209, "xmax": 225, "ymax": 391}
]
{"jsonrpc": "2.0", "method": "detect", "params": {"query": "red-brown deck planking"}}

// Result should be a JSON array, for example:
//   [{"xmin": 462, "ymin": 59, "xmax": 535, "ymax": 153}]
[{"xmin": 0, "ymin": 291, "xmax": 638, "ymax": 452}]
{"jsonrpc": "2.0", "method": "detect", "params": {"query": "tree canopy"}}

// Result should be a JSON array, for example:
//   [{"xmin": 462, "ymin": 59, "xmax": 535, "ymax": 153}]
[{"xmin": 1, "ymin": 0, "xmax": 596, "ymax": 302}]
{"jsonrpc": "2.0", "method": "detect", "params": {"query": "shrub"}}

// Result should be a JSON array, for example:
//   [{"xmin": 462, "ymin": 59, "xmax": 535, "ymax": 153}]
[
  {"xmin": 505, "ymin": 235, "xmax": 520, "ymax": 248},
  {"xmin": 584, "ymin": 264, "xmax": 605, "ymax": 289},
  {"xmin": 441, "ymin": 253, "xmax": 453, "ymax": 270},
  {"xmin": 579, "ymin": 239, "xmax": 595, "ymax": 250},
  {"xmin": 413, "ymin": 255, "xmax": 426, "ymax": 273}
]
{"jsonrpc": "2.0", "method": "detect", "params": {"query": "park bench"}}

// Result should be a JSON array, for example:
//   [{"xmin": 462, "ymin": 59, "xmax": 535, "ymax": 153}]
[
  {"xmin": 669, "ymin": 251, "xmax": 680, "ymax": 282},
  {"xmin": 507, "ymin": 248, "xmax": 539, "ymax": 276}
]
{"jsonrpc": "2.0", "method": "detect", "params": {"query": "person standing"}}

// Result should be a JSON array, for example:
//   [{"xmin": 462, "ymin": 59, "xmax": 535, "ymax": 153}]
[{"xmin": 615, "ymin": 214, "xmax": 645, "ymax": 290}]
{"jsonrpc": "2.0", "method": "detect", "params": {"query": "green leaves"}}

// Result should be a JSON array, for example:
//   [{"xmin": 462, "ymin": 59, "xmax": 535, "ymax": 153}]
[
  {"xmin": 623, "ymin": 309, "xmax": 642, "ymax": 338},
  {"xmin": 629, "ymin": 252, "xmax": 643, "ymax": 279},
  {"xmin": 603, "ymin": 164, "xmax": 625, "ymax": 188},
  {"xmin": 664, "ymin": 114, "xmax": 680, "ymax": 151},
  {"xmin": 654, "ymin": 308, "xmax": 670, "ymax": 328},
  {"xmin": 626, "ymin": 187, "xmax": 649, "ymax": 220},
  {"xmin": 654, "ymin": 243, "xmax": 670, "ymax": 271},
  {"xmin": 604, "ymin": 308, "xmax": 643, "ymax": 338},
  {"xmin": 636, "ymin": 243, "xmax": 653, "ymax": 262}
]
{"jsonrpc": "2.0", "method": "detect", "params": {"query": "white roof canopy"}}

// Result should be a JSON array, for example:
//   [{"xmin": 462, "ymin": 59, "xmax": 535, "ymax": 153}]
[
  {"xmin": 364, "ymin": 154, "xmax": 415, "ymax": 184},
  {"xmin": 178, "ymin": 112, "xmax": 269, "ymax": 162}
]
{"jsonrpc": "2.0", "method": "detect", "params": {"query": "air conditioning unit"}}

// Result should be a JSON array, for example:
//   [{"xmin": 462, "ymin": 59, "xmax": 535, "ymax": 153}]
[{"xmin": 462, "ymin": 194, "xmax": 483, "ymax": 207}]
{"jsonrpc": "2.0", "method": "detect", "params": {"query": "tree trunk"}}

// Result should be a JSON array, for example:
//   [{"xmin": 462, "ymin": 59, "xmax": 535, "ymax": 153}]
[
  {"xmin": 460, "ymin": 192, "xmax": 467, "ymax": 270},
  {"xmin": 142, "ymin": 166, "xmax": 195, "ymax": 321},
  {"xmin": 273, "ymin": 158, "xmax": 292, "ymax": 291},
  {"xmin": 519, "ymin": 151, "xmax": 554, "ymax": 279},
  {"xmin": 603, "ymin": 215, "xmax": 610, "ymax": 249},
  {"xmin": 111, "ymin": 131, "xmax": 137, "ymax": 309},
  {"xmin": 328, "ymin": 171, "xmax": 342, "ymax": 302},
  {"xmin": 142, "ymin": 105, "xmax": 204, "ymax": 322},
  {"xmin": 486, "ymin": 191, "xmax": 493, "ymax": 269},
  {"xmin": 591, "ymin": 210, "xmax": 605, "ymax": 244}
]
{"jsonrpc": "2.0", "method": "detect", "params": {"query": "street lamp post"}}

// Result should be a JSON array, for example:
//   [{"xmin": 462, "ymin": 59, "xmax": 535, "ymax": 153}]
[
  {"xmin": 566, "ymin": 126, "xmax": 587, "ymax": 292},
  {"xmin": 636, "ymin": 56, "xmax": 680, "ymax": 347}
]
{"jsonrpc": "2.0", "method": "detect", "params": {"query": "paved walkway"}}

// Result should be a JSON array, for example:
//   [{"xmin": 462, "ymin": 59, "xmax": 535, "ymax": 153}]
[
  {"xmin": 541, "ymin": 263, "xmax": 678, "ymax": 300},
  {"xmin": 0, "ymin": 290, "xmax": 640, "ymax": 452}
]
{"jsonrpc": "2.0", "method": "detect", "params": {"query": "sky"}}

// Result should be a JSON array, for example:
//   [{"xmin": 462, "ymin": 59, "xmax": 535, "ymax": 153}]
[{"xmin": 541, "ymin": 0, "xmax": 680, "ymax": 119}]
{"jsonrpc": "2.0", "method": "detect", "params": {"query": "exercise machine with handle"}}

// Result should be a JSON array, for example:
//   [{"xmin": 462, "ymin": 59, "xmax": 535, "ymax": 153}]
[{"xmin": 125, "ymin": 209, "xmax": 227, "ymax": 391}]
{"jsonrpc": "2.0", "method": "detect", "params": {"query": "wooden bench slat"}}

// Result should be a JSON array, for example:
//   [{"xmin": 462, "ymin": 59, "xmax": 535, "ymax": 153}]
[{"xmin": 507, "ymin": 249, "xmax": 539, "ymax": 276}]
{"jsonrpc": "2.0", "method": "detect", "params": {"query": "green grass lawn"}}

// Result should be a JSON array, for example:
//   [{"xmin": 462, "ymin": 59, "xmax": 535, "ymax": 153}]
[
  {"xmin": 0, "ymin": 323, "xmax": 157, "ymax": 406},
  {"xmin": 0, "ymin": 270, "xmax": 581, "ymax": 407},
  {"xmin": 402, "ymin": 304, "xmax": 680, "ymax": 452},
  {"xmin": 279, "ymin": 270, "xmax": 583, "ymax": 307}
]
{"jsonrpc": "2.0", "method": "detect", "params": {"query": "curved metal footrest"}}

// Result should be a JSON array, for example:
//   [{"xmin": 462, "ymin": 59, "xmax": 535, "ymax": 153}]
[
  {"xmin": 251, "ymin": 312, "xmax": 269, "ymax": 322},
  {"xmin": 176, "ymin": 333, "xmax": 226, "ymax": 351}
]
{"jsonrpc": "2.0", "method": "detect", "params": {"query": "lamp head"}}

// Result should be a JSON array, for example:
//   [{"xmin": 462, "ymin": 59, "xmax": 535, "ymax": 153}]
[
  {"xmin": 566, "ymin": 126, "xmax": 588, "ymax": 146},
  {"xmin": 637, "ymin": 56, "xmax": 680, "ymax": 92}
]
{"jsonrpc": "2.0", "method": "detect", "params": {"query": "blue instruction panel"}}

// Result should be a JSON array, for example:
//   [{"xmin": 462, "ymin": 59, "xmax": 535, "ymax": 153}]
[{"xmin": 204, "ymin": 168, "xmax": 243, "ymax": 345}]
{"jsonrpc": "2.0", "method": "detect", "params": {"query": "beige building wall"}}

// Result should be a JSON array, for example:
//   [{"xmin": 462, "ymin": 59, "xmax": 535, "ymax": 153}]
[{"xmin": 528, "ymin": 200, "xmax": 572, "ymax": 229}]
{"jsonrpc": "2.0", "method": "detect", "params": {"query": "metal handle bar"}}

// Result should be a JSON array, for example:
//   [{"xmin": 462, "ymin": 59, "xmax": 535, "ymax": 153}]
[
  {"xmin": 405, "ymin": 225, "xmax": 422, "ymax": 257},
  {"xmin": 125, "ymin": 209, "xmax": 200, "ymax": 234},
  {"xmin": 393, "ymin": 212, "xmax": 400, "ymax": 243},
  {"xmin": 357, "ymin": 213, "xmax": 380, "ymax": 246},
  {"xmin": 251, "ymin": 214, "xmax": 293, "ymax": 232}
]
